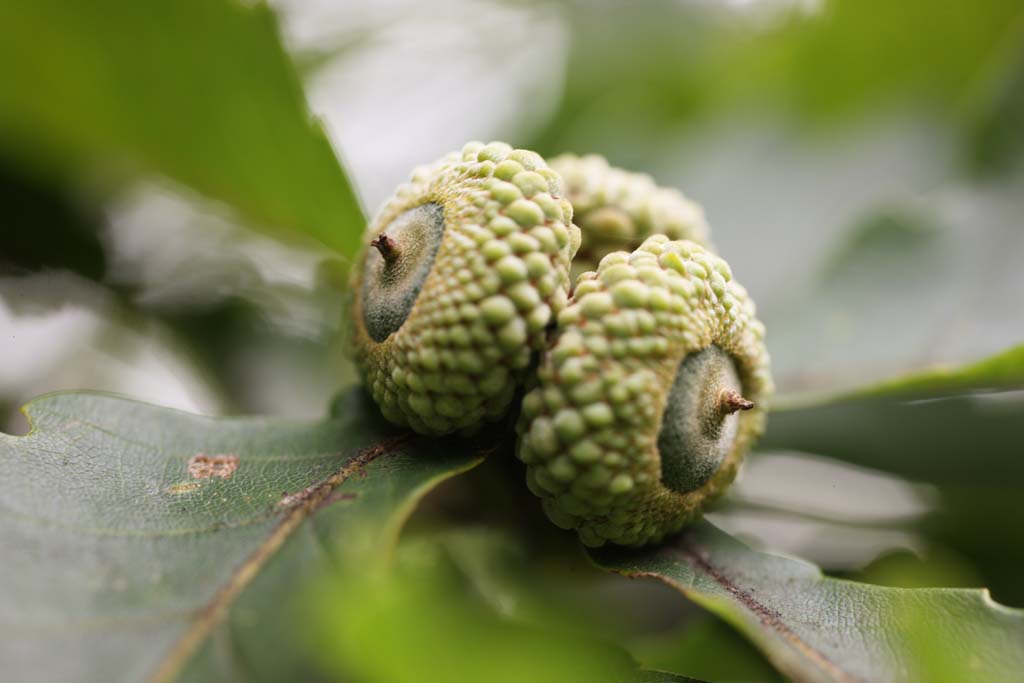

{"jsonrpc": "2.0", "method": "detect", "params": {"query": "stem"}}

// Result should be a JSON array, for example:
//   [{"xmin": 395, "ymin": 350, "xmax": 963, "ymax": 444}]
[
  {"xmin": 720, "ymin": 390, "xmax": 754, "ymax": 415},
  {"xmin": 370, "ymin": 233, "xmax": 398, "ymax": 262}
]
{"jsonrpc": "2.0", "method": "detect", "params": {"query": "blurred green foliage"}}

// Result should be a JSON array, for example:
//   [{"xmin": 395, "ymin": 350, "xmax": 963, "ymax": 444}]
[
  {"xmin": 966, "ymin": 28, "xmax": 1024, "ymax": 175},
  {"xmin": 629, "ymin": 616, "xmax": 784, "ymax": 683},
  {"xmin": 0, "ymin": 159, "xmax": 105, "ymax": 279},
  {"xmin": 305, "ymin": 536, "xmax": 640, "ymax": 683},
  {"xmin": 535, "ymin": 0, "xmax": 1024, "ymax": 164},
  {"xmin": 718, "ymin": 0, "xmax": 1024, "ymax": 121},
  {"xmin": 764, "ymin": 389, "xmax": 1024, "ymax": 488},
  {"xmin": 0, "ymin": 0, "xmax": 364, "ymax": 256}
]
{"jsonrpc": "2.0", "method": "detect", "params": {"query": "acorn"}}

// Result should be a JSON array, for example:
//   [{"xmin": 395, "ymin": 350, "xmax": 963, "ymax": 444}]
[
  {"xmin": 550, "ymin": 153, "xmax": 709, "ymax": 274},
  {"xmin": 348, "ymin": 142, "xmax": 580, "ymax": 436},
  {"xmin": 515, "ymin": 235, "xmax": 771, "ymax": 547}
]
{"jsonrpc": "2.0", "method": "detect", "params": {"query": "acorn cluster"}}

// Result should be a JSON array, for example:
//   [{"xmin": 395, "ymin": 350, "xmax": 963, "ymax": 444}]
[{"xmin": 348, "ymin": 142, "xmax": 771, "ymax": 546}]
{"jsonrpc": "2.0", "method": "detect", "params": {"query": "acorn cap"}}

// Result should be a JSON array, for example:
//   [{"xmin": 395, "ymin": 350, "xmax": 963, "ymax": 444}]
[
  {"xmin": 516, "ymin": 235, "xmax": 772, "ymax": 547},
  {"xmin": 348, "ymin": 142, "xmax": 581, "ymax": 436},
  {"xmin": 550, "ymin": 153, "xmax": 710, "ymax": 273}
]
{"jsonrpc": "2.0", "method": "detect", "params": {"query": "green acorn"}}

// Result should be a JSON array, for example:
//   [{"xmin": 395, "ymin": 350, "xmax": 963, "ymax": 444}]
[
  {"xmin": 550, "ymin": 154, "xmax": 709, "ymax": 274},
  {"xmin": 516, "ymin": 235, "xmax": 771, "ymax": 547},
  {"xmin": 348, "ymin": 142, "xmax": 581, "ymax": 436}
]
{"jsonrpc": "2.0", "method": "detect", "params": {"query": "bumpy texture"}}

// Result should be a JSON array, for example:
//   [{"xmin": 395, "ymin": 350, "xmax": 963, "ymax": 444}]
[
  {"xmin": 516, "ymin": 235, "xmax": 771, "ymax": 547},
  {"xmin": 551, "ymin": 154, "xmax": 710, "ymax": 271},
  {"xmin": 349, "ymin": 142, "xmax": 581, "ymax": 436}
]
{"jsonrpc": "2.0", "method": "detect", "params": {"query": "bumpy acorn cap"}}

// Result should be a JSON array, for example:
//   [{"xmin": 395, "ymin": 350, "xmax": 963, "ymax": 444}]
[
  {"xmin": 349, "ymin": 141, "xmax": 581, "ymax": 436},
  {"xmin": 550, "ymin": 154, "xmax": 710, "ymax": 272},
  {"xmin": 516, "ymin": 235, "xmax": 772, "ymax": 547}
]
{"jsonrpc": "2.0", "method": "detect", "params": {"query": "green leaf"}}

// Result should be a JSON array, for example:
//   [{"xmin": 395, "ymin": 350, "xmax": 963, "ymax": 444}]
[
  {"xmin": 772, "ymin": 343, "xmax": 1024, "ymax": 412},
  {"xmin": 634, "ymin": 671, "xmax": 707, "ymax": 683},
  {"xmin": 531, "ymin": 0, "xmax": 1024, "ymax": 157},
  {"xmin": 592, "ymin": 521, "xmax": 1024, "ymax": 683},
  {"xmin": 760, "ymin": 348, "xmax": 1024, "ymax": 603},
  {"xmin": 762, "ymin": 392, "xmax": 1024, "ymax": 489},
  {"xmin": 0, "ymin": 389, "xmax": 484, "ymax": 683},
  {"xmin": 304, "ymin": 533, "xmax": 644, "ymax": 683},
  {"xmin": 0, "ymin": 156, "xmax": 106, "ymax": 280},
  {"xmin": 0, "ymin": 0, "xmax": 364, "ymax": 256},
  {"xmin": 427, "ymin": 530, "xmax": 755, "ymax": 683},
  {"xmin": 725, "ymin": 0, "xmax": 1024, "ymax": 122},
  {"xmin": 964, "ymin": 20, "xmax": 1024, "ymax": 177},
  {"xmin": 765, "ymin": 196, "xmax": 1024, "ymax": 396},
  {"xmin": 838, "ymin": 344, "xmax": 1024, "ymax": 400},
  {"xmin": 629, "ymin": 612, "xmax": 785, "ymax": 683}
]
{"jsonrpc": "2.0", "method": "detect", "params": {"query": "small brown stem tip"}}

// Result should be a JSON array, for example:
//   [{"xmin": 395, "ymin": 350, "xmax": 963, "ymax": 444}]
[
  {"xmin": 720, "ymin": 390, "xmax": 754, "ymax": 415},
  {"xmin": 370, "ymin": 233, "xmax": 397, "ymax": 261}
]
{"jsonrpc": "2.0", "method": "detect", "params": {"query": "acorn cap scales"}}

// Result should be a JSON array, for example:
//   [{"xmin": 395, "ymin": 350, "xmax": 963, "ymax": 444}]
[
  {"xmin": 516, "ymin": 235, "xmax": 771, "ymax": 547},
  {"xmin": 349, "ymin": 142, "xmax": 581, "ymax": 436}
]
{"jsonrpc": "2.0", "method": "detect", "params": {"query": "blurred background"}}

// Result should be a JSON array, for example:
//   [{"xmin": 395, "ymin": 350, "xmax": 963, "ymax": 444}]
[{"xmin": 2, "ymin": 1, "xmax": 1023, "ymax": 679}]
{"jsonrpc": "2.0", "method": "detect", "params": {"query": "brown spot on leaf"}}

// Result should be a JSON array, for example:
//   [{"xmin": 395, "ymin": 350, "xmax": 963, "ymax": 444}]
[
  {"xmin": 187, "ymin": 453, "xmax": 239, "ymax": 480},
  {"xmin": 168, "ymin": 482, "xmax": 203, "ymax": 494},
  {"xmin": 152, "ymin": 433, "xmax": 423, "ymax": 683}
]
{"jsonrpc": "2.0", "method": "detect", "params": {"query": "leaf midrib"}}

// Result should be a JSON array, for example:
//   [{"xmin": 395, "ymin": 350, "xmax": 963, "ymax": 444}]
[
  {"xmin": 150, "ymin": 433, "xmax": 414, "ymax": 683},
  {"xmin": 624, "ymin": 537, "xmax": 863, "ymax": 683}
]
